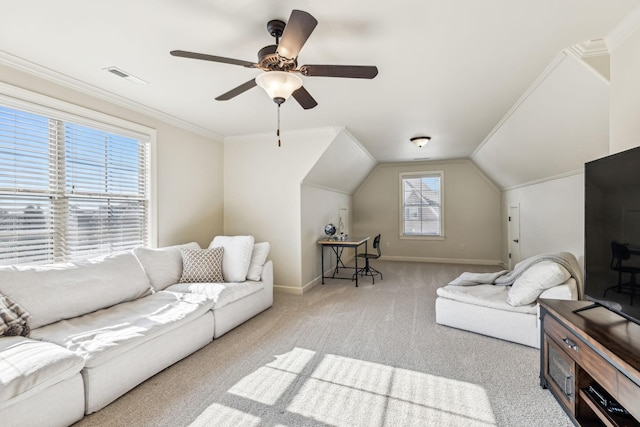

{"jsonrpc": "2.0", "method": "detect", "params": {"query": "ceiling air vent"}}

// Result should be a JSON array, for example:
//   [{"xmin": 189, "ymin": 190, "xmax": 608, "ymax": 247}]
[{"xmin": 103, "ymin": 66, "xmax": 148, "ymax": 85}]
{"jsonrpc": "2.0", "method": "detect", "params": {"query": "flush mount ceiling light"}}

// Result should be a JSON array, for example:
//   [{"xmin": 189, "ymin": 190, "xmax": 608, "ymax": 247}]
[{"xmin": 411, "ymin": 136, "xmax": 431, "ymax": 148}]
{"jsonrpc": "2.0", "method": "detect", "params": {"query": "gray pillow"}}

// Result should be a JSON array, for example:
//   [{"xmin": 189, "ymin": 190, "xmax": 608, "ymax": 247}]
[{"xmin": 179, "ymin": 247, "xmax": 224, "ymax": 283}]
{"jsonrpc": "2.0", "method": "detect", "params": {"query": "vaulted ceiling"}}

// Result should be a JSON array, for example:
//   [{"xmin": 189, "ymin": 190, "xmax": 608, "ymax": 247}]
[{"xmin": 1, "ymin": 1, "xmax": 637, "ymax": 163}]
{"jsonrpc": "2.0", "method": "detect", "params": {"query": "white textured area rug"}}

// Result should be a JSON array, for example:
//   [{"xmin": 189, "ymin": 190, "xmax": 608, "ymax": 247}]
[{"xmin": 75, "ymin": 261, "xmax": 572, "ymax": 427}]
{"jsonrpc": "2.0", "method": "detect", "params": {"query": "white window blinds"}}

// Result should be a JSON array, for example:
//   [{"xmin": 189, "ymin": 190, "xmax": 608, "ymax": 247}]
[
  {"xmin": 400, "ymin": 172, "xmax": 443, "ymax": 237},
  {"xmin": 0, "ymin": 105, "xmax": 150, "ymax": 266}
]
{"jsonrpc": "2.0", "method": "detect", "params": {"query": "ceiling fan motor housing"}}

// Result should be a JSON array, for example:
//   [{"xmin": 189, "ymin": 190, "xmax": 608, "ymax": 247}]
[{"xmin": 258, "ymin": 44, "xmax": 296, "ymax": 71}]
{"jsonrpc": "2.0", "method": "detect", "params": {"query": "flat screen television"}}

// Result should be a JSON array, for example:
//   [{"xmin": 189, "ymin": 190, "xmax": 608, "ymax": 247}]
[{"xmin": 584, "ymin": 145, "xmax": 640, "ymax": 325}]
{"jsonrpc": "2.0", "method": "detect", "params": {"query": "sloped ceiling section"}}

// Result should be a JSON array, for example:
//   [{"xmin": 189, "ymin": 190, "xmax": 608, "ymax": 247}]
[
  {"xmin": 471, "ymin": 51, "xmax": 610, "ymax": 190},
  {"xmin": 302, "ymin": 128, "xmax": 376, "ymax": 194}
]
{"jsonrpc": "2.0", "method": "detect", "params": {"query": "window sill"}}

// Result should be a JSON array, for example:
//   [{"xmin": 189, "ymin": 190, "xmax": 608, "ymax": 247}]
[{"xmin": 399, "ymin": 235, "xmax": 445, "ymax": 241}]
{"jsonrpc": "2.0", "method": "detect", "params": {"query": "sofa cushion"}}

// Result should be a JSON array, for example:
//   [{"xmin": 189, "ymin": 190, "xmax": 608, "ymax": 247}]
[
  {"xmin": 0, "ymin": 337, "xmax": 85, "ymax": 405},
  {"xmin": 507, "ymin": 261, "xmax": 571, "ymax": 306},
  {"xmin": 436, "ymin": 284, "xmax": 538, "ymax": 314},
  {"xmin": 0, "ymin": 251, "xmax": 152, "ymax": 329},
  {"xmin": 208, "ymin": 236, "xmax": 255, "ymax": 282},
  {"xmin": 134, "ymin": 242, "xmax": 200, "ymax": 291},
  {"xmin": 30, "ymin": 291, "xmax": 214, "ymax": 368},
  {"xmin": 166, "ymin": 281, "xmax": 264, "ymax": 310},
  {"xmin": 179, "ymin": 247, "xmax": 224, "ymax": 283},
  {"xmin": 246, "ymin": 242, "xmax": 270, "ymax": 281}
]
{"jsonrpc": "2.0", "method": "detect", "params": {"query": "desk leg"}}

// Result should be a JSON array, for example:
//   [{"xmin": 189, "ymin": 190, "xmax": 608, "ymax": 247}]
[
  {"xmin": 321, "ymin": 246, "xmax": 325, "ymax": 285},
  {"xmin": 332, "ymin": 247, "xmax": 341, "ymax": 277},
  {"xmin": 354, "ymin": 245, "xmax": 359, "ymax": 287}
]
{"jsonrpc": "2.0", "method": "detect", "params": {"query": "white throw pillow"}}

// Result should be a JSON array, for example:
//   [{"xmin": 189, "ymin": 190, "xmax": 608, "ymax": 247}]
[
  {"xmin": 246, "ymin": 242, "xmax": 271, "ymax": 281},
  {"xmin": 179, "ymin": 247, "xmax": 224, "ymax": 283},
  {"xmin": 507, "ymin": 261, "xmax": 571, "ymax": 306},
  {"xmin": 134, "ymin": 242, "xmax": 200, "ymax": 291},
  {"xmin": 208, "ymin": 235, "xmax": 255, "ymax": 282}
]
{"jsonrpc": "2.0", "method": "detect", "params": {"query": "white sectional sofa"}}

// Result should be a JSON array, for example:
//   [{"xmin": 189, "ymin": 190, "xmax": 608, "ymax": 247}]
[
  {"xmin": 0, "ymin": 236, "xmax": 273, "ymax": 426},
  {"xmin": 435, "ymin": 252, "xmax": 583, "ymax": 348}
]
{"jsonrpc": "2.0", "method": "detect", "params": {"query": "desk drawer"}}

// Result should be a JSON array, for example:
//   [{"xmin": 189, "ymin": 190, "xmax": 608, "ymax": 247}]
[{"xmin": 544, "ymin": 315, "xmax": 617, "ymax": 394}]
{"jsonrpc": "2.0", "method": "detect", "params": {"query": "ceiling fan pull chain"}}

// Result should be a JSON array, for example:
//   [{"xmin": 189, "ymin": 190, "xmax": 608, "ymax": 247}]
[{"xmin": 277, "ymin": 103, "xmax": 281, "ymax": 147}]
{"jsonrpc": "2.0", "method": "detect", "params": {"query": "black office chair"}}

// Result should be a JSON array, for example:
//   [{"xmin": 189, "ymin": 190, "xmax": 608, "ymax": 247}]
[
  {"xmin": 604, "ymin": 240, "xmax": 640, "ymax": 305},
  {"xmin": 353, "ymin": 234, "xmax": 383, "ymax": 284}
]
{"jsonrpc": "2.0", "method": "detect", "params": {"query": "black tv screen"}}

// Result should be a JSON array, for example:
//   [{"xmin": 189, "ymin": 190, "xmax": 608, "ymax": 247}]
[{"xmin": 585, "ymin": 145, "xmax": 640, "ymax": 324}]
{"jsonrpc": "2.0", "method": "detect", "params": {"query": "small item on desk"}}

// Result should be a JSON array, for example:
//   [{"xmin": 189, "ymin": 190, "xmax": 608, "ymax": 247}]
[
  {"xmin": 339, "ymin": 233, "xmax": 348, "ymax": 241},
  {"xmin": 324, "ymin": 223, "xmax": 337, "ymax": 241}
]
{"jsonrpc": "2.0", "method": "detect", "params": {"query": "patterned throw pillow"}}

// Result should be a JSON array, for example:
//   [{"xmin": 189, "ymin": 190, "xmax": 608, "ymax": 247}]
[
  {"xmin": 179, "ymin": 247, "xmax": 224, "ymax": 283},
  {"xmin": 0, "ymin": 293, "xmax": 32, "ymax": 337}
]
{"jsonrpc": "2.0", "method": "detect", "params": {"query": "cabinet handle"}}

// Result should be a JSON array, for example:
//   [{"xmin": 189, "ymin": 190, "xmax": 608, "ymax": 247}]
[
  {"xmin": 564, "ymin": 375, "xmax": 574, "ymax": 397},
  {"xmin": 563, "ymin": 337, "xmax": 579, "ymax": 352}
]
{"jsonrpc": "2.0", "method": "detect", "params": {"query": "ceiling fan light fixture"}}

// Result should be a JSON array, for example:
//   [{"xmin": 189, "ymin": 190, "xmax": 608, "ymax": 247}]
[
  {"xmin": 256, "ymin": 71, "xmax": 303, "ymax": 104},
  {"xmin": 410, "ymin": 136, "xmax": 431, "ymax": 148}
]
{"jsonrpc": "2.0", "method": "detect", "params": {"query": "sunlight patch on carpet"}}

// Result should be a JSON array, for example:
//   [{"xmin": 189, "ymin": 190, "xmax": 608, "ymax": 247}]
[
  {"xmin": 228, "ymin": 347, "xmax": 316, "ymax": 405},
  {"xmin": 225, "ymin": 348, "xmax": 497, "ymax": 426},
  {"xmin": 287, "ymin": 353, "xmax": 497, "ymax": 427},
  {"xmin": 188, "ymin": 402, "xmax": 261, "ymax": 427}
]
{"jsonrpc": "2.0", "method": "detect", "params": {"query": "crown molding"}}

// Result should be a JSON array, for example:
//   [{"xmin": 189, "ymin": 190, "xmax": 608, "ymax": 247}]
[
  {"xmin": 501, "ymin": 169, "xmax": 583, "ymax": 192},
  {"xmin": 606, "ymin": 5, "xmax": 640, "ymax": 51},
  {"xmin": 0, "ymin": 50, "xmax": 224, "ymax": 142},
  {"xmin": 568, "ymin": 39, "xmax": 609, "ymax": 58}
]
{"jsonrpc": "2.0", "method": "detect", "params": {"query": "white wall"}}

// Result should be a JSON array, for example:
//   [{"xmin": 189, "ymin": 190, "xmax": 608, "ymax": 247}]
[
  {"xmin": 471, "ymin": 46, "xmax": 613, "ymax": 266},
  {"xmin": 472, "ymin": 52, "xmax": 610, "ymax": 190},
  {"xmin": 155, "ymin": 125, "xmax": 223, "ymax": 247},
  {"xmin": 609, "ymin": 7, "xmax": 640, "ymax": 154},
  {"xmin": 502, "ymin": 174, "xmax": 584, "ymax": 267},
  {"xmin": 303, "ymin": 129, "xmax": 377, "ymax": 194},
  {"xmin": 300, "ymin": 185, "xmax": 351, "ymax": 291},
  {"xmin": 0, "ymin": 63, "xmax": 224, "ymax": 249},
  {"xmin": 353, "ymin": 160, "xmax": 502, "ymax": 265},
  {"xmin": 223, "ymin": 128, "xmax": 337, "ymax": 290},
  {"xmin": 496, "ymin": 9, "xmax": 640, "ymax": 269}
]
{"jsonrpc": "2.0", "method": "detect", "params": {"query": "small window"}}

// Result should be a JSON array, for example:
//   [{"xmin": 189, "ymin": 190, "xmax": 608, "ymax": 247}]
[{"xmin": 399, "ymin": 171, "xmax": 444, "ymax": 238}]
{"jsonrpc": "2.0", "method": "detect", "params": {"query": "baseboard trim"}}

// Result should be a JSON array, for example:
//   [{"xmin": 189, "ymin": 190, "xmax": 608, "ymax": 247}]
[
  {"xmin": 276, "ymin": 255, "xmax": 502, "ymax": 294},
  {"xmin": 273, "ymin": 285, "xmax": 305, "ymax": 295},
  {"xmin": 380, "ymin": 255, "xmax": 504, "ymax": 266}
]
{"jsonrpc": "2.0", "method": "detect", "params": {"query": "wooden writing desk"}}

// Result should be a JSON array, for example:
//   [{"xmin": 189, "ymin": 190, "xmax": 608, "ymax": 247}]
[{"xmin": 317, "ymin": 236, "xmax": 369, "ymax": 287}]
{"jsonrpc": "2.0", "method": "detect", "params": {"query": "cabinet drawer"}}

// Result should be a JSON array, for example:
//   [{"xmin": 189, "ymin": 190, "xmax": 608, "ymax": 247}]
[
  {"xmin": 544, "ymin": 315, "xmax": 617, "ymax": 393},
  {"xmin": 545, "ymin": 336, "xmax": 576, "ymax": 414}
]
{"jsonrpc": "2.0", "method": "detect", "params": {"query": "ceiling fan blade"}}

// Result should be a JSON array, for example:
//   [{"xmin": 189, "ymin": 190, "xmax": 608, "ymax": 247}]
[
  {"xmin": 292, "ymin": 86, "xmax": 318, "ymax": 110},
  {"xmin": 215, "ymin": 78, "xmax": 257, "ymax": 101},
  {"xmin": 170, "ymin": 50, "xmax": 257, "ymax": 68},
  {"xmin": 276, "ymin": 10, "xmax": 318, "ymax": 60},
  {"xmin": 301, "ymin": 65, "xmax": 379, "ymax": 79}
]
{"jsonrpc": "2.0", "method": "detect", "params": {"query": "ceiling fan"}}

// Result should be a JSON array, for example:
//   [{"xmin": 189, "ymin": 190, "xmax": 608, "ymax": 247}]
[{"xmin": 170, "ymin": 10, "xmax": 378, "ymax": 110}]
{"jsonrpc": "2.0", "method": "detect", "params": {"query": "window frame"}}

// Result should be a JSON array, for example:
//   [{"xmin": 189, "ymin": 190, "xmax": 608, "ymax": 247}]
[
  {"xmin": 0, "ymin": 82, "xmax": 157, "ymax": 265},
  {"xmin": 398, "ymin": 170, "xmax": 445, "ymax": 240}
]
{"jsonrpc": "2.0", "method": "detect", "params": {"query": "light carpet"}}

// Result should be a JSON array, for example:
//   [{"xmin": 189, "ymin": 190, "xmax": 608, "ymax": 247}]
[{"xmin": 75, "ymin": 261, "xmax": 572, "ymax": 427}]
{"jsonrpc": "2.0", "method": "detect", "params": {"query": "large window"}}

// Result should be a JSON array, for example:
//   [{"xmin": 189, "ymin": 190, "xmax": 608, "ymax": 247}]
[
  {"xmin": 0, "ymin": 98, "xmax": 152, "ymax": 266},
  {"xmin": 400, "ymin": 171, "xmax": 444, "ymax": 238}
]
